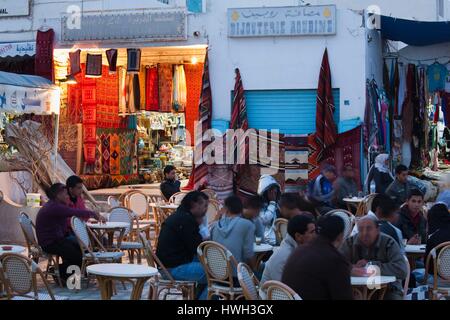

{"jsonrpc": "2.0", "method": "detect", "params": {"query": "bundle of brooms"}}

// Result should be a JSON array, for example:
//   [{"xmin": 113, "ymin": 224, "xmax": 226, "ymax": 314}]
[{"xmin": 1, "ymin": 120, "xmax": 99, "ymax": 208}]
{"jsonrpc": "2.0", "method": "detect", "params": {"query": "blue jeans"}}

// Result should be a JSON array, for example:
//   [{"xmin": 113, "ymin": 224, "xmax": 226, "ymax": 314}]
[{"xmin": 168, "ymin": 259, "xmax": 207, "ymax": 300}]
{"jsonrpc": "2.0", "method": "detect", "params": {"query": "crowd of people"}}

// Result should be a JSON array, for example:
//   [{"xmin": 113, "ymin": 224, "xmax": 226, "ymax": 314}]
[{"xmin": 31, "ymin": 158, "xmax": 450, "ymax": 300}]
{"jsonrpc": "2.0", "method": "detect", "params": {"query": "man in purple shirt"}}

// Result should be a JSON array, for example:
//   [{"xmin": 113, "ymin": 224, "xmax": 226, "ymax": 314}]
[{"xmin": 36, "ymin": 183, "xmax": 104, "ymax": 283}]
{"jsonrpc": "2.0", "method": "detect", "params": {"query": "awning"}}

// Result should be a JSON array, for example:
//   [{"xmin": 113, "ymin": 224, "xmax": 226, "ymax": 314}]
[
  {"xmin": 0, "ymin": 71, "xmax": 60, "ymax": 115},
  {"xmin": 380, "ymin": 15, "xmax": 450, "ymax": 46},
  {"xmin": 0, "ymin": 42, "xmax": 35, "ymax": 58}
]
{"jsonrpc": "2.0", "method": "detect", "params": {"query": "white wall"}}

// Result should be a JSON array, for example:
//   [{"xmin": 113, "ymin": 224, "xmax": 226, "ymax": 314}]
[
  {"xmin": 0, "ymin": 0, "xmax": 440, "ymax": 124},
  {"xmin": 189, "ymin": 0, "xmax": 368, "ymax": 122}
]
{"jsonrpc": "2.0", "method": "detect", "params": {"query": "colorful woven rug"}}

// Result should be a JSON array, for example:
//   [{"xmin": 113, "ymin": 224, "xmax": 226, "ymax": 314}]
[
  {"xmin": 109, "ymin": 133, "xmax": 120, "ymax": 175},
  {"xmin": 184, "ymin": 63, "xmax": 203, "ymax": 146},
  {"xmin": 35, "ymin": 29, "xmax": 54, "ymax": 81},
  {"xmin": 158, "ymin": 63, "xmax": 173, "ymax": 112},
  {"xmin": 145, "ymin": 66, "xmax": 160, "ymax": 111},
  {"xmin": 101, "ymin": 133, "xmax": 111, "ymax": 174},
  {"xmin": 322, "ymin": 126, "xmax": 362, "ymax": 189}
]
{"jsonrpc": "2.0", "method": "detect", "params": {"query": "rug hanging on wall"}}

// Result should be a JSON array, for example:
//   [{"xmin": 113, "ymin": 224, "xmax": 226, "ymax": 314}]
[
  {"xmin": 35, "ymin": 29, "xmax": 54, "ymax": 81},
  {"xmin": 322, "ymin": 126, "xmax": 362, "ymax": 189},
  {"xmin": 158, "ymin": 63, "xmax": 174, "ymax": 112}
]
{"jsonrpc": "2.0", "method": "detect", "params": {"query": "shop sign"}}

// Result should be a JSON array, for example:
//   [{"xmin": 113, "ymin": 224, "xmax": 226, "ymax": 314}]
[
  {"xmin": 0, "ymin": 85, "xmax": 60, "ymax": 115},
  {"xmin": 228, "ymin": 5, "xmax": 336, "ymax": 38},
  {"xmin": 0, "ymin": 42, "xmax": 35, "ymax": 58},
  {"xmin": 61, "ymin": 9, "xmax": 187, "ymax": 43},
  {"xmin": 0, "ymin": 0, "xmax": 30, "ymax": 18}
]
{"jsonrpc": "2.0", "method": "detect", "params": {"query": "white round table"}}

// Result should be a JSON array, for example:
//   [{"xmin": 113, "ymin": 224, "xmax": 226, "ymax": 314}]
[
  {"xmin": 87, "ymin": 263, "xmax": 158, "ymax": 300},
  {"xmin": 343, "ymin": 197, "xmax": 364, "ymax": 210},
  {"xmin": 87, "ymin": 222, "xmax": 129, "ymax": 229},
  {"xmin": 156, "ymin": 204, "xmax": 179, "ymax": 210},
  {"xmin": 351, "ymin": 276, "xmax": 396, "ymax": 300},
  {"xmin": 0, "ymin": 245, "xmax": 26, "ymax": 255},
  {"xmin": 405, "ymin": 245, "xmax": 426, "ymax": 269},
  {"xmin": 405, "ymin": 245, "xmax": 426, "ymax": 254},
  {"xmin": 253, "ymin": 243, "xmax": 273, "ymax": 253}
]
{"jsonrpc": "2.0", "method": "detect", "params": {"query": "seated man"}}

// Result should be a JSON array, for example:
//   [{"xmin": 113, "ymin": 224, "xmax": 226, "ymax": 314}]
[
  {"xmin": 282, "ymin": 215, "xmax": 352, "ymax": 300},
  {"xmin": 386, "ymin": 165, "xmax": 412, "ymax": 209},
  {"xmin": 278, "ymin": 193, "xmax": 303, "ymax": 220},
  {"xmin": 340, "ymin": 216, "xmax": 408, "ymax": 300},
  {"xmin": 160, "ymin": 165, "xmax": 181, "ymax": 201},
  {"xmin": 156, "ymin": 191, "xmax": 209, "ymax": 299},
  {"xmin": 211, "ymin": 195, "xmax": 256, "ymax": 270},
  {"xmin": 333, "ymin": 165, "xmax": 358, "ymax": 210},
  {"xmin": 66, "ymin": 175, "xmax": 87, "ymax": 210},
  {"xmin": 307, "ymin": 165, "xmax": 337, "ymax": 215},
  {"xmin": 396, "ymin": 189, "xmax": 427, "ymax": 244},
  {"xmin": 261, "ymin": 215, "xmax": 316, "ymax": 285},
  {"xmin": 36, "ymin": 183, "xmax": 104, "ymax": 283},
  {"xmin": 242, "ymin": 195, "xmax": 265, "ymax": 240},
  {"xmin": 65, "ymin": 175, "xmax": 88, "ymax": 239}
]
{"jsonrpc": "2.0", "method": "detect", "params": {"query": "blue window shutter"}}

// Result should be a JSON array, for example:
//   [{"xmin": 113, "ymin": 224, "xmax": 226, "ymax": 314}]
[
  {"xmin": 187, "ymin": 0, "xmax": 202, "ymax": 13},
  {"xmin": 238, "ymin": 89, "xmax": 340, "ymax": 135}
]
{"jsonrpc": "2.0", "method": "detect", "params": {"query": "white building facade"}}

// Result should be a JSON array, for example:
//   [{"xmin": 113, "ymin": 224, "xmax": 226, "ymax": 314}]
[{"xmin": 0, "ymin": 0, "xmax": 443, "ymax": 129}]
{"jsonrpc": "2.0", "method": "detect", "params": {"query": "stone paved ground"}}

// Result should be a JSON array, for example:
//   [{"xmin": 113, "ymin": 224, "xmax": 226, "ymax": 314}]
[{"xmin": 35, "ymin": 255, "xmax": 182, "ymax": 300}]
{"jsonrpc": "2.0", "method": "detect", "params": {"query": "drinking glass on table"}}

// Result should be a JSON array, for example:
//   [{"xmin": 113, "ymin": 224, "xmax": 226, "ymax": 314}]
[{"xmin": 255, "ymin": 237, "xmax": 262, "ymax": 245}]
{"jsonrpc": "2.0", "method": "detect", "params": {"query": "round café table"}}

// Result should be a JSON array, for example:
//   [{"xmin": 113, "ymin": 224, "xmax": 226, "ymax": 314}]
[
  {"xmin": 87, "ymin": 222, "xmax": 129, "ymax": 251},
  {"xmin": 87, "ymin": 263, "xmax": 158, "ymax": 300},
  {"xmin": 405, "ymin": 245, "xmax": 426, "ymax": 270},
  {"xmin": 343, "ymin": 197, "xmax": 365, "ymax": 212},
  {"xmin": 254, "ymin": 243, "xmax": 273, "ymax": 271},
  {"xmin": 351, "ymin": 276, "xmax": 396, "ymax": 300},
  {"xmin": 0, "ymin": 245, "xmax": 26, "ymax": 256}
]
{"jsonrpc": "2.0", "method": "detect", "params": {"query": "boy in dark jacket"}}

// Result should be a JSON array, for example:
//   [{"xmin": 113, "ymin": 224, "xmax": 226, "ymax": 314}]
[{"xmin": 156, "ymin": 191, "xmax": 208, "ymax": 299}]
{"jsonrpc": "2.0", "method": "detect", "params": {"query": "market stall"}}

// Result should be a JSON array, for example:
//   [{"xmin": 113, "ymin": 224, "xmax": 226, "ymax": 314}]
[
  {"xmin": 54, "ymin": 46, "xmax": 205, "ymax": 189},
  {"xmin": 365, "ymin": 15, "xmax": 450, "ymax": 196}
]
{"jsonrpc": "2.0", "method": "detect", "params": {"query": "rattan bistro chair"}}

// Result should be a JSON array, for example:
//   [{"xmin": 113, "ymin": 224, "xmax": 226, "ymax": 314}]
[
  {"xmin": 424, "ymin": 241, "xmax": 450, "ymax": 299},
  {"xmin": 71, "ymin": 217, "xmax": 124, "ymax": 280},
  {"xmin": 356, "ymin": 194, "xmax": 378, "ymax": 217},
  {"xmin": 261, "ymin": 280, "xmax": 302, "ymax": 300},
  {"xmin": 206, "ymin": 199, "xmax": 221, "ymax": 226},
  {"xmin": 201, "ymin": 189, "xmax": 217, "ymax": 200},
  {"xmin": 237, "ymin": 262, "xmax": 260, "ymax": 300},
  {"xmin": 18, "ymin": 212, "xmax": 62, "ymax": 287},
  {"xmin": 107, "ymin": 196, "xmax": 121, "ymax": 208},
  {"xmin": 325, "ymin": 209, "xmax": 355, "ymax": 239},
  {"xmin": 0, "ymin": 253, "xmax": 67, "ymax": 300},
  {"xmin": 139, "ymin": 232, "xmax": 195, "ymax": 300},
  {"xmin": 197, "ymin": 241, "xmax": 244, "ymax": 300},
  {"xmin": 109, "ymin": 207, "xmax": 143, "ymax": 264},
  {"xmin": 274, "ymin": 218, "xmax": 288, "ymax": 245},
  {"xmin": 169, "ymin": 192, "xmax": 187, "ymax": 205}
]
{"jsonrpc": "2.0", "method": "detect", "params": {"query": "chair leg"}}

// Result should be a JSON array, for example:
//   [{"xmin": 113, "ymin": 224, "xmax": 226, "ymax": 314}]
[
  {"xmin": 129, "ymin": 250, "xmax": 135, "ymax": 264},
  {"xmin": 137, "ymin": 249, "xmax": 142, "ymax": 264}
]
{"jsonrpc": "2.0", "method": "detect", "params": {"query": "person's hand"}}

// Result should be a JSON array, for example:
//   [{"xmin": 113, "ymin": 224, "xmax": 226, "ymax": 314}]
[
  {"xmin": 351, "ymin": 267, "xmax": 369, "ymax": 277},
  {"xmin": 355, "ymin": 259, "xmax": 369, "ymax": 268},
  {"xmin": 267, "ymin": 188, "xmax": 278, "ymax": 202},
  {"xmin": 407, "ymin": 235, "xmax": 420, "ymax": 245}
]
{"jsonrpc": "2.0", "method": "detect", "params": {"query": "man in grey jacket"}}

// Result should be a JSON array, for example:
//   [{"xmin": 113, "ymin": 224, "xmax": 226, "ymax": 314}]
[
  {"xmin": 211, "ymin": 195, "xmax": 256, "ymax": 271},
  {"xmin": 386, "ymin": 165, "xmax": 412, "ymax": 209},
  {"xmin": 340, "ymin": 216, "xmax": 408, "ymax": 300},
  {"xmin": 261, "ymin": 215, "xmax": 316, "ymax": 285}
]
